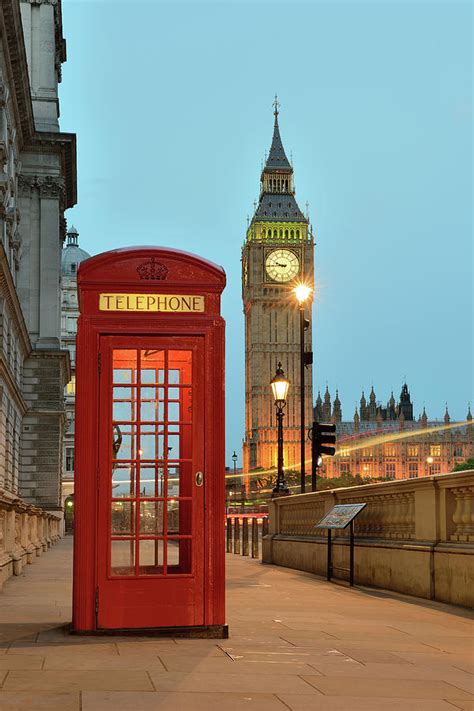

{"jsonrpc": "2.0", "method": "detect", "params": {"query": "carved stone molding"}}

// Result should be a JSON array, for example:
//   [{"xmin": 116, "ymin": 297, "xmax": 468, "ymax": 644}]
[
  {"xmin": 22, "ymin": 0, "xmax": 59, "ymax": 5},
  {"xmin": 18, "ymin": 174, "xmax": 65, "ymax": 199}
]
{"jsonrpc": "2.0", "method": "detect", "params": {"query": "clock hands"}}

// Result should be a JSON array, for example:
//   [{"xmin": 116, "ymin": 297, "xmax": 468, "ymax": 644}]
[{"xmin": 276, "ymin": 262, "xmax": 287, "ymax": 268}]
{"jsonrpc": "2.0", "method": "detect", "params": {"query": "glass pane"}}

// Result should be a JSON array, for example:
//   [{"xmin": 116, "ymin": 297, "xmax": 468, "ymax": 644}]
[
  {"xmin": 111, "ymin": 501, "xmax": 135, "ymax": 535},
  {"xmin": 168, "ymin": 387, "xmax": 180, "ymax": 400},
  {"xmin": 139, "ymin": 539, "xmax": 164, "ymax": 575},
  {"xmin": 111, "ymin": 539, "xmax": 135, "ymax": 576},
  {"xmin": 112, "ymin": 462, "xmax": 135, "ymax": 498},
  {"xmin": 140, "ymin": 433, "xmax": 163, "ymax": 459},
  {"xmin": 168, "ymin": 369, "xmax": 180, "ymax": 384},
  {"xmin": 140, "ymin": 396, "xmax": 164, "ymax": 422},
  {"xmin": 112, "ymin": 425, "xmax": 137, "ymax": 460},
  {"xmin": 176, "ymin": 499, "xmax": 192, "ymax": 535},
  {"xmin": 113, "ymin": 350, "xmax": 137, "ymax": 384},
  {"xmin": 139, "ymin": 464, "xmax": 165, "ymax": 497},
  {"xmin": 140, "ymin": 500, "xmax": 164, "ymax": 534},
  {"xmin": 112, "ymin": 400, "xmax": 135, "ymax": 422},
  {"xmin": 167, "ymin": 500, "xmax": 179, "ymax": 533},
  {"xmin": 168, "ymin": 402, "xmax": 180, "ymax": 422},
  {"xmin": 168, "ymin": 465, "xmax": 181, "ymax": 497},
  {"xmin": 167, "ymin": 539, "xmax": 191, "ymax": 574},
  {"xmin": 140, "ymin": 349, "xmax": 165, "ymax": 375},
  {"xmin": 167, "ymin": 433, "xmax": 181, "ymax": 459},
  {"xmin": 169, "ymin": 350, "xmax": 192, "ymax": 385}
]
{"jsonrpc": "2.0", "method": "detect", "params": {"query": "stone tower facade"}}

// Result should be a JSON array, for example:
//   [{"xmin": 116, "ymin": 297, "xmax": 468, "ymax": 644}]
[{"xmin": 242, "ymin": 103, "xmax": 314, "ymax": 473}]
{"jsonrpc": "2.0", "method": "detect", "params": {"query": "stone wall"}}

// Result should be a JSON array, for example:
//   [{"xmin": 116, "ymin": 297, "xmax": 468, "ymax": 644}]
[
  {"xmin": 0, "ymin": 488, "xmax": 61, "ymax": 590},
  {"xmin": 262, "ymin": 470, "xmax": 474, "ymax": 608}
]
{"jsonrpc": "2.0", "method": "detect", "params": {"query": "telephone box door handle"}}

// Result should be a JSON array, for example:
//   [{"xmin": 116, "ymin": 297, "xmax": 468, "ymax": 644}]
[{"xmin": 195, "ymin": 471, "xmax": 204, "ymax": 486}]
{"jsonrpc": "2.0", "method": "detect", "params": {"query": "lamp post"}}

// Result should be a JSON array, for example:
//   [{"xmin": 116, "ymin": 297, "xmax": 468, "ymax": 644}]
[
  {"xmin": 426, "ymin": 456, "xmax": 434, "ymax": 477},
  {"xmin": 294, "ymin": 283, "xmax": 312, "ymax": 493},
  {"xmin": 270, "ymin": 362, "xmax": 290, "ymax": 498}
]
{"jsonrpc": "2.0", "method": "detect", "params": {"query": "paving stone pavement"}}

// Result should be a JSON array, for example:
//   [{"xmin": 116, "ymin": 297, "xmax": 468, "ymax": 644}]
[{"xmin": 0, "ymin": 537, "xmax": 472, "ymax": 710}]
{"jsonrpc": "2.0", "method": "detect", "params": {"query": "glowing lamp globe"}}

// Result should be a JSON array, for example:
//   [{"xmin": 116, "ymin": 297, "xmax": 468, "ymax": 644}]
[
  {"xmin": 294, "ymin": 283, "xmax": 312, "ymax": 304},
  {"xmin": 270, "ymin": 363, "xmax": 290, "ymax": 404}
]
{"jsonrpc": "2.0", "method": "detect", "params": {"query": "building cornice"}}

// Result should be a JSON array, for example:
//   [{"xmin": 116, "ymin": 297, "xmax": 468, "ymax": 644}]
[{"xmin": 0, "ymin": 243, "xmax": 31, "ymax": 356}]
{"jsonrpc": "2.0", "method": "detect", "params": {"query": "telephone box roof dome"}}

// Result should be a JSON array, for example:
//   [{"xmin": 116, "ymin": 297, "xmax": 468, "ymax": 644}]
[{"xmin": 61, "ymin": 226, "xmax": 91, "ymax": 276}]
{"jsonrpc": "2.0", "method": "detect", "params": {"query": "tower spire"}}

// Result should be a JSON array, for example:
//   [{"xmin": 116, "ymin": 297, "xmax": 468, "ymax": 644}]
[
  {"xmin": 264, "ymin": 97, "xmax": 292, "ymax": 172},
  {"xmin": 273, "ymin": 94, "xmax": 280, "ymax": 120}
]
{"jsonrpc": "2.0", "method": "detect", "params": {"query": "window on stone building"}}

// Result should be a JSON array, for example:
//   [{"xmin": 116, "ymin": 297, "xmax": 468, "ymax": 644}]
[
  {"xmin": 339, "ymin": 448, "xmax": 350, "ymax": 457},
  {"xmin": 384, "ymin": 445, "xmax": 396, "ymax": 457},
  {"xmin": 408, "ymin": 463, "xmax": 418, "ymax": 479},
  {"xmin": 340, "ymin": 462, "xmax": 350, "ymax": 474},
  {"xmin": 362, "ymin": 448, "xmax": 373, "ymax": 457},
  {"xmin": 430, "ymin": 445, "xmax": 441, "ymax": 457},
  {"xmin": 66, "ymin": 375, "xmax": 76, "ymax": 396},
  {"xmin": 362, "ymin": 463, "xmax": 372, "ymax": 477},
  {"xmin": 431, "ymin": 463, "xmax": 441, "ymax": 475},
  {"xmin": 454, "ymin": 446, "xmax": 463, "ymax": 458},
  {"xmin": 65, "ymin": 447, "xmax": 75, "ymax": 473},
  {"xmin": 385, "ymin": 463, "xmax": 396, "ymax": 480},
  {"xmin": 408, "ymin": 445, "xmax": 418, "ymax": 457}
]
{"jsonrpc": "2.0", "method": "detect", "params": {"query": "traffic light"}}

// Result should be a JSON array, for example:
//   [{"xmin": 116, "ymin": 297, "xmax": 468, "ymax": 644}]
[
  {"xmin": 312, "ymin": 422, "xmax": 336, "ymax": 463},
  {"xmin": 311, "ymin": 421, "xmax": 337, "ymax": 492}
]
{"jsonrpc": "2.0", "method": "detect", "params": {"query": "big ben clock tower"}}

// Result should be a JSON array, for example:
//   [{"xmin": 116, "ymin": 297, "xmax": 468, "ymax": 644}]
[{"xmin": 242, "ymin": 100, "xmax": 314, "ymax": 474}]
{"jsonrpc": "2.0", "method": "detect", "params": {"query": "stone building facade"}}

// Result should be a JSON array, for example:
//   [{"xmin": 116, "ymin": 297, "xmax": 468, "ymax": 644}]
[
  {"xmin": 315, "ymin": 385, "xmax": 474, "ymax": 480},
  {"xmin": 242, "ymin": 103, "xmax": 314, "ymax": 472},
  {"xmin": 60, "ymin": 226, "xmax": 89, "ymax": 509},
  {"xmin": 0, "ymin": 0, "xmax": 76, "ymax": 514}
]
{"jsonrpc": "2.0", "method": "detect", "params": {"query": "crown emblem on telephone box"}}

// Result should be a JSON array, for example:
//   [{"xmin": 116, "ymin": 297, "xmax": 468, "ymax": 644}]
[{"xmin": 136, "ymin": 257, "xmax": 169, "ymax": 280}]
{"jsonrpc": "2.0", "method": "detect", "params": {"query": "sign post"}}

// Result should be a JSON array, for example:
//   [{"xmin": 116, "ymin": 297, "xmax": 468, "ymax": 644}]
[{"xmin": 315, "ymin": 503, "xmax": 367, "ymax": 586}]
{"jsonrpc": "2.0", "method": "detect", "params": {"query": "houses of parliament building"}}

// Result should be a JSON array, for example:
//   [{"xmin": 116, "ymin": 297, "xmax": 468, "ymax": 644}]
[{"xmin": 315, "ymin": 384, "xmax": 473, "ymax": 481}]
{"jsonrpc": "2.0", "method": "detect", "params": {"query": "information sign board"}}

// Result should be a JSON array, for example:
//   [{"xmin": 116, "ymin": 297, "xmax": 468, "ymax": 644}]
[{"xmin": 315, "ymin": 503, "xmax": 366, "ymax": 530}]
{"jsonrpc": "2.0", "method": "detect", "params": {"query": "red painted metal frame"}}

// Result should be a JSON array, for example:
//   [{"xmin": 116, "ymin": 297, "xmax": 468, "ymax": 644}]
[{"xmin": 72, "ymin": 247, "xmax": 226, "ymax": 632}]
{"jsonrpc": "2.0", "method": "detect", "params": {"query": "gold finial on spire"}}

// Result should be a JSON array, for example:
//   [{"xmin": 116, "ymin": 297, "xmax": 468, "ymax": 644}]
[{"xmin": 273, "ymin": 94, "xmax": 280, "ymax": 119}]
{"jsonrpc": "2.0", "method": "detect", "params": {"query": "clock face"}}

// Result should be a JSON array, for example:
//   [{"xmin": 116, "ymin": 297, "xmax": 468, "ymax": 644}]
[{"xmin": 265, "ymin": 249, "xmax": 300, "ymax": 283}]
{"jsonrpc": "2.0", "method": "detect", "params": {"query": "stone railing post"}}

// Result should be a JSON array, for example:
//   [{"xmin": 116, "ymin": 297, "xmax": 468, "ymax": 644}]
[{"xmin": 414, "ymin": 479, "xmax": 439, "ymax": 541}]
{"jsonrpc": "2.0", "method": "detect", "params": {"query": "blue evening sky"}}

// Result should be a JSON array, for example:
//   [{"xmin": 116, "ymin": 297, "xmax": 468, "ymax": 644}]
[{"xmin": 60, "ymin": 0, "xmax": 472, "ymax": 465}]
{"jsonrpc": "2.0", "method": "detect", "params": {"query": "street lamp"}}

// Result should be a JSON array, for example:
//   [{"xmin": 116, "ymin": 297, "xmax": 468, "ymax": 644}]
[
  {"xmin": 294, "ymin": 283, "xmax": 312, "ymax": 493},
  {"xmin": 426, "ymin": 456, "xmax": 434, "ymax": 476},
  {"xmin": 270, "ymin": 362, "xmax": 290, "ymax": 498}
]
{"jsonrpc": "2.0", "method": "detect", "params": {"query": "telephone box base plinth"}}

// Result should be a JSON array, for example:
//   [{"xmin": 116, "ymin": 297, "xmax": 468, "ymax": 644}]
[{"xmin": 70, "ymin": 624, "xmax": 229, "ymax": 639}]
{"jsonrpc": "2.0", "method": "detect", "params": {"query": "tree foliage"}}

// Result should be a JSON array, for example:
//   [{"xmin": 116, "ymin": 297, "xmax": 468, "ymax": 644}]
[{"xmin": 451, "ymin": 459, "xmax": 474, "ymax": 472}]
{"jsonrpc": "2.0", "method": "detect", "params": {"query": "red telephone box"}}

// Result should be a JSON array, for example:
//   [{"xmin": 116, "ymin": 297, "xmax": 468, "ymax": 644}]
[{"xmin": 72, "ymin": 247, "xmax": 226, "ymax": 636}]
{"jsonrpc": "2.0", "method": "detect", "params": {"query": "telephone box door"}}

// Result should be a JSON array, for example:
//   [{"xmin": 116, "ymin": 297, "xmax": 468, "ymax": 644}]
[{"xmin": 97, "ymin": 336, "xmax": 205, "ymax": 629}]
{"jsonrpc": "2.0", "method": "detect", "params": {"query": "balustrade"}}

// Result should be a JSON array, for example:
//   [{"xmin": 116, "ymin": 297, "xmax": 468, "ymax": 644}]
[
  {"xmin": 262, "ymin": 470, "xmax": 474, "ymax": 607},
  {"xmin": 0, "ymin": 491, "xmax": 61, "ymax": 589}
]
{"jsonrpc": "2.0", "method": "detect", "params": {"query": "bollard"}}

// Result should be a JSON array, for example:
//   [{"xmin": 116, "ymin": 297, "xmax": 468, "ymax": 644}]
[
  {"xmin": 251, "ymin": 517, "xmax": 259, "ymax": 558},
  {"xmin": 242, "ymin": 518, "xmax": 249, "ymax": 556},
  {"xmin": 233, "ymin": 517, "xmax": 241, "ymax": 554},
  {"xmin": 226, "ymin": 517, "xmax": 232, "ymax": 553},
  {"xmin": 262, "ymin": 516, "xmax": 269, "ymax": 537}
]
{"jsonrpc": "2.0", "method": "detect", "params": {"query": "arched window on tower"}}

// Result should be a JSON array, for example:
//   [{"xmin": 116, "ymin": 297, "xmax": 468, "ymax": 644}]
[
  {"xmin": 279, "ymin": 229, "xmax": 283, "ymax": 238},
  {"xmin": 273, "ymin": 229, "xmax": 277, "ymax": 238},
  {"xmin": 262, "ymin": 228, "xmax": 266, "ymax": 238},
  {"xmin": 296, "ymin": 229, "xmax": 300, "ymax": 239},
  {"xmin": 290, "ymin": 230, "xmax": 294, "ymax": 239},
  {"xmin": 285, "ymin": 229, "xmax": 288, "ymax": 238}
]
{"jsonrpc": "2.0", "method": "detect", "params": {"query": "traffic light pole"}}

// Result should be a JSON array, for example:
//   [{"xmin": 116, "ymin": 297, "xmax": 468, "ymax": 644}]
[{"xmin": 300, "ymin": 305, "xmax": 305, "ymax": 494}]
